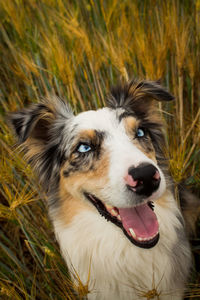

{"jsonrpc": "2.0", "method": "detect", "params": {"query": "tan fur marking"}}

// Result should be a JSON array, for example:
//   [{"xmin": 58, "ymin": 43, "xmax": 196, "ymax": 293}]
[
  {"xmin": 23, "ymin": 138, "xmax": 43, "ymax": 159},
  {"xmin": 69, "ymin": 129, "xmax": 97, "ymax": 156},
  {"xmin": 123, "ymin": 116, "xmax": 157, "ymax": 162},
  {"xmin": 123, "ymin": 116, "xmax": 138, "ymax": 136},
  {"xmin": 77, "ymin": 129, "xmax": 96, "ymax": 140},
  {"xmin": 59, "ymin": 179, "xmax": 90, "ymax": 225},
  {"xmin": 62, "ymin": 153, "xmax": 109, "ymax": 193},
  {"xmin": 59, "ymin": 153, "xmax": 110, "ymax": 225}
]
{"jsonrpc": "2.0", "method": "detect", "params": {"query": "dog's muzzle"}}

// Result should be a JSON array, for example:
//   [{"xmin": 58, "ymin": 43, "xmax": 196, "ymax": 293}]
[{"xmin": 125, "ymin": 163, "xmax": 161, "ymax": 197}]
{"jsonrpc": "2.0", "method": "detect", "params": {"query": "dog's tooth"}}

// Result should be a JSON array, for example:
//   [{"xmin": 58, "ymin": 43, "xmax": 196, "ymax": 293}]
[
  {"xmin": 111, "ymin": 208, "xmax": 118, "ymax": 217},
  {"xmin": 136, "ymin": 231, "xmax": 159, "ymax": 242},
  {"xmin": 117, "ymin": 215, "xmax": 121, "ymax": 221},
  {"xmin": 153, "ymin": 231, "xmax": 159, "ymax": 238},
  {"xmin": 129, "ymin": 228, "xmax": 136, "ymax": 239}
]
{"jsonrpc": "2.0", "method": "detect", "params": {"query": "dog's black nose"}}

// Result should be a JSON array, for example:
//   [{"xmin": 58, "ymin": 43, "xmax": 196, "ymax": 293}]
[{"xmin": 127, "ymin": 163, "xmax": 160, "ymax": 197}]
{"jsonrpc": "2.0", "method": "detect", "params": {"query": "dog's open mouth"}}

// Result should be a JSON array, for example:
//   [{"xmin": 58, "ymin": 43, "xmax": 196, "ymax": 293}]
[{"xmin": 84, "ymin": 193, "xmax": 159, "ymax": 249}]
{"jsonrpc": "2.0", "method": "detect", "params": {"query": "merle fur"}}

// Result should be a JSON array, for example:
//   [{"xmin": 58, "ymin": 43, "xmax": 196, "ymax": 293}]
[
  {"xmin": 63, "ymin": 130, "xmax": 105, "ymax": 178},
  {"xmin": 107, "ymin": 79, "xmax": 174, "ymax": 114},
  {"xmin": 107, "ymin": 80, "xmax": 173, "ymax": 183},
  {"xmin": 9, "ymin": 79, "xmax": 174, "ymax": 208},
  {"xmin": 9, "ymin": 98, "xmax": 74, "ymax": 201}
]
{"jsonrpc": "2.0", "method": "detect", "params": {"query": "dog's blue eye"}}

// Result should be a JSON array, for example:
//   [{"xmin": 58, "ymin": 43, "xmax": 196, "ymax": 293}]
[
  {"xmin": 136, "ymin": 128, "xmax": 145, "ymax": 138},
  {"xmin": 77, "ymin": 144, "xmax": 91, "ymax": 153}
]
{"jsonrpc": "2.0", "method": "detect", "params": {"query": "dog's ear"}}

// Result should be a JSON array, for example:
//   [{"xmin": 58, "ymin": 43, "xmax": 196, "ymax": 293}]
[
  {"xmin": 134, "ymin": 79, "xmax": 174, "ymax": 102},
  {"xmin": 9, "ymin": 97, "xmax": 73, "ymax": 144},
  {"xmin": 107, "ymin": 79, "xmax": 174, "ymax": 113},
  {"xmin": 9, "ymin": 97, "xmax": 74, "ymax": 192}
]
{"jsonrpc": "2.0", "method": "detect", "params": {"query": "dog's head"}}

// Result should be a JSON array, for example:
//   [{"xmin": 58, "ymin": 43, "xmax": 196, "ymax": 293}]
[{"xmin": 9, "ymin": 79, "xmax": 174, "ymax": 249}]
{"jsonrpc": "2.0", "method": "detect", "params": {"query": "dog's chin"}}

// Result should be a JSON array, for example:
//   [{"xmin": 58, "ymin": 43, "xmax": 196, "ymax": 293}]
[{"xmin": 84, "ymin": 192, "xmax": 159, "ymax": 249}]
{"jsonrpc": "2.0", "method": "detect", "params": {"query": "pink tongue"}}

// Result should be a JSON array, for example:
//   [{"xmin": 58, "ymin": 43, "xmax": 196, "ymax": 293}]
[{"xmin": 119, "ymin": 203, "xmax": 159, "ymax": 239}]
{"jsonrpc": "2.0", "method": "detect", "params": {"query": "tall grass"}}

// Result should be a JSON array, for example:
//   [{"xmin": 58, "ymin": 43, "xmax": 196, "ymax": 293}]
[{"xmin": 0, "ymin": 0, "xmax": 199, "ymax": 299}]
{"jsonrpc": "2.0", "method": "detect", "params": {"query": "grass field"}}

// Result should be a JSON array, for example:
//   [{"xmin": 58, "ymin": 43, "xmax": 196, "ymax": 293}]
[{"xmin": 0, "ymin": 0, "xmax": 200, "ymax": 299}]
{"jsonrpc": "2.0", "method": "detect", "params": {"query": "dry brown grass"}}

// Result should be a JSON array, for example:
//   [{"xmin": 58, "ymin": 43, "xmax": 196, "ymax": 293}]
[{"xmin": 0, "ymin": 1, "xmax": 199, "ymax": 299}]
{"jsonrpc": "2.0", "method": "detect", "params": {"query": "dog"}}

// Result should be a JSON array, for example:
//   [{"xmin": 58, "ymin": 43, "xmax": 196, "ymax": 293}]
[{"xmin": 10, "ymin": 79, "xmax": 191, "ymax": 299}]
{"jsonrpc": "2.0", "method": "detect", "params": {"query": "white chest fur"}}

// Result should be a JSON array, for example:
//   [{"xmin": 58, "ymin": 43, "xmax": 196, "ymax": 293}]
[{"xmin": 53, "ymin": 199, "xmax": 191, "ymax": 300}]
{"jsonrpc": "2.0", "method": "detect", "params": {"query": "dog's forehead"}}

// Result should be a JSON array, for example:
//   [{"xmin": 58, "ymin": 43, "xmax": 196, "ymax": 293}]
[{"xmin": 73, "ymin": 107, "xmax": 128, "ymax": 131}]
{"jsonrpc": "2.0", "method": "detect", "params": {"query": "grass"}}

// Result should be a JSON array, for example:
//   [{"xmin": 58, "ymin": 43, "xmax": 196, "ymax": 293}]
[{"xmin": 0, "ymin": 0, "xmax": 199, "ymax": 299}]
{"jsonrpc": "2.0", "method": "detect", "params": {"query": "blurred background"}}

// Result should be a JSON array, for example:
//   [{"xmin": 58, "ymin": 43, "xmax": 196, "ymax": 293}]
[{"xmin": 0, "ymin": 0, "xmax": 199, "ymax": 299}]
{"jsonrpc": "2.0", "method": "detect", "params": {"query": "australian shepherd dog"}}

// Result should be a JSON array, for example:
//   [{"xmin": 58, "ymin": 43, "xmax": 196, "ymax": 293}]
[{"xmin": 10, "ymin": 79, "xmax": 191, "ymax": 299}]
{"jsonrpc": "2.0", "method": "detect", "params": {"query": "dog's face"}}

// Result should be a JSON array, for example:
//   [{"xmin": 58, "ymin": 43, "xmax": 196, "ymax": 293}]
[{"xmin": 9, "ymin": 80, "xmax": 174, "ymax": 249}]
